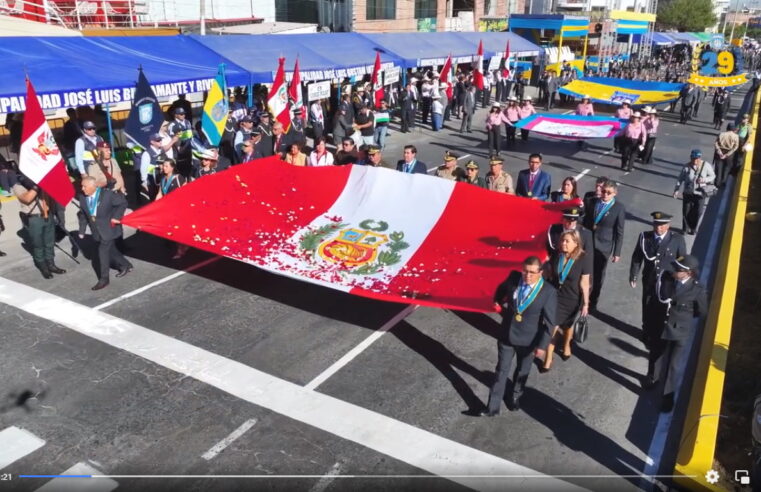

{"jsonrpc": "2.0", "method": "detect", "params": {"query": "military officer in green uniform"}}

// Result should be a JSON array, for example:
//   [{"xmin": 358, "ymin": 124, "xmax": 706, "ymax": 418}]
[
  {"xmin": 434, "ymin": 151, "xmax": 465, "ymax": 181},
  {"xmin": 461, "ymin": 160, "xmax": 486, "ymax": 188},
  {"xmin": 13, "ymin": 176, "xmax": 66, "ymax": 279}
]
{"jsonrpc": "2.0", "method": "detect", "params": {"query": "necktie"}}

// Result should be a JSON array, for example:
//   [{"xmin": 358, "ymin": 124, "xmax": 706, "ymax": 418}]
[
  {"xmin": 655, "ymin": 236, "xmax": 662, "ymax": 248},
  {"xmin": 529, "ymin": 173, "xmax": 536, "ymax": 190}
]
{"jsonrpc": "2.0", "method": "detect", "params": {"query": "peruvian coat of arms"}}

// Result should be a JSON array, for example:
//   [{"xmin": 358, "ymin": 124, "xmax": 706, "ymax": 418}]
[{"xmin": 298, "ymin": 218, "xmax": 409, "ymax": 275}]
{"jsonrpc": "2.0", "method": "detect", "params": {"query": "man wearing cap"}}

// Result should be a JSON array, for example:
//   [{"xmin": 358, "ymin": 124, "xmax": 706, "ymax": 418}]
[
  {"xmin": 74, "ymin": 121, "xmax": 104, "ymax": 176},
  {"xmin": 679, "ymin": 83, "xmax": 696, "ymax": 124},
  {"xmin": 713, "ymin": 122, "xmax": 739, "ymax": 187},
  {"xmin": 139, "ymin": 133, "xmax": 168, "ymax": 201},
  {"xmin": 485, "ymin": 157, "xmax": 514, "ymax": 194},
  {"xmin": 363, "ymin": 146, "xmax": 387, "ymax": 168},
  {"xmin": 13, "ymin": 175, "xmax": 66, "ymax": 279},
  {"xmin": 396, "ymin": 145, "xmax": 427, "ymax": 174},
  {"xmin": 87, "ymin": 141, "xmax": 125, "ymax": 195},
  {"xmin": 257, "ymin": 113, "xmax": 274, "ymax": 157},
  {"xmin": 168, "ymin": 107, "xmax": 194, "ymax": 174},
  {"xmin": 546, "ymin": 207, "xmax": 593, "ymax": 259},
  {"xmin": 515, "ymin": 153, "xmax": 551, "ymax": 201},
  {"xmin": 234, "ymin": 116, "xmax": 255, "ymax": 162},
  {"xmin": 734, "ymin": 113, "xmax": 754, "ymax": 172},
  {"xmin": 336, "ymin": 137, "xmax": 359, "ymax": 166},
  {"xmin": 354, "ymin": 105, "xmax": 375, "ymax": 147},
  {"xmin": 435, "ymin": 152, "xmax": 465, "ymax": 181},
  {"xmin": 545, "ymin": 71, "xmax": 560, "ymax": 110},
  {"xmin": 630, "ymin": 211, "xmax": 687, "ymax": 349},
  {"xmin": 482, "ymin": 255, "xmax": 557, "ymax": 415},
  {"xmin": 583, "ymin": 179, "xmax": 626, "ymax": 310},
  {"xmin": 461, "ymin": 160, "xmax": 486, "ymax": 187},
  {"xmin": 643, "ymin": 255, "xmax": 707, "ymax": 413},
  {"xmin": 618, "ymin": 112, "xmax": 646, "ymax": 172},
  {"xmin": 674, "ymin": 149, "xmax": 716, "ymax": 235},
  {"xmin": 239, "ymin": 132, "xmax": 266, "ymax": 164}
]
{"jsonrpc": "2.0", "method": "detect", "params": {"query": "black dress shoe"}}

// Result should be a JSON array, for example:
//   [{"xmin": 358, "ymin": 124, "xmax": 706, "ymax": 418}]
[
  {"xmin": 115, "ymin": 266, "xmax": 133, "ymax": 278},
  {"xmin": 641, "ymin": 376, "xmax": 658, "ymax": 390},
  {"xmin": 660, "ymin": 393, "xmax": 675, "ymax": 413},
  {"xmin": 47, "ymin": 263, "xmax": 66, "ymax": 274},
  {"xmin": 0, "ymin": 250, "xmax": 6, "ymax": 257},
  {"xmin": 91, "ymin": 280, "xmax": 109, "ymax": 291},
  {"xmin": 479, "ymin": 409, "xmax": 500, "ymax": 417},
  {"xmin": 508, "ymin": 396, "xmax": 522, "ymax": 412},
  {"xmin": 39, "ymin": 267, "xmax": 53, "ymax": 279}
]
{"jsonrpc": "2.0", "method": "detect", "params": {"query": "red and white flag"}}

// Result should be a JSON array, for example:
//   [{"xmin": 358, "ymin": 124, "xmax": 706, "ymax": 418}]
[
  {"xmin": 501, "ymin": 39, "xmax": 511, "ymax": 78},
  {"xmin": 440, "ymin": 54, "xmax": 454, "ymax": 100},
  {"xmin": 371, "ymin": 51, "xmax": 385, "ymax": 109},
  {"xmin": 472, "ymin": 40, "xmax": 485, "ymax": 90},
  {"xmin": 123, "ymin": 157, "xmax": 570, "ymax": 312},
  {"xmin": 268, "ymin": 57, "xmax": 292, "ymax": 131},
  {"xmin": 19, "ymin": 78, "xmax": 74, "ymax": 206},
  {"xmin": 288, "ymin": 57, "xmax": 305, "ymax": 122}
]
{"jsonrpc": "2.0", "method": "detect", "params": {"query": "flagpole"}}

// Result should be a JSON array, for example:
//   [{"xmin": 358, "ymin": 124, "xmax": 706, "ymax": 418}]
[{"xmin": 105, "ymin": 103, "xmax": 114, "ymax": 150}]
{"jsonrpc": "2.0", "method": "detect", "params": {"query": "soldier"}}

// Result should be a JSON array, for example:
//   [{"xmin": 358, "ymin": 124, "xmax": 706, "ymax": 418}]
[
  {"xmin": 546, "ymin": 207, "xmax": 593, "ymax": 259},
  {"xmin": 168, "ymin": 107, "xmax": 194, "ymax": 175},
  {"xmin": 364, "ymin": 145, "xmax": 387, "ymax": 168},
  {"xmin": 630, "ymin": 211, "xmax": 687, "ymax": 350},
  {"xmin": 13, "ymin": 175, "xmax": 66, "ymax": 279},
  {"xmin": 434, "ymin": 151, "xmax": 465, "ymax": 181},
  {"xmin": 485, "ymin": 156, "xmax": 514, "ymax": 194},
  {"xmin": 74, "ymin": 120, "xmax": 103, "ymax": 176},
  {"xmin": 139, "ymin": 133, "xmax": 168, "ymax": 202},
  {"xmin": 461, "ymin": 160, "xmax": 486, "ymax": 188},
  {"xmin": 642, "ymin": 255, "xmax": 707, "ymax": 413},
  {"xmin": 257, "ymin": 113, "xmax": 274, "ymax": 157},
  {"xmin": 233, "ymin": 116, "xmax": 255, "ymax": 162}
]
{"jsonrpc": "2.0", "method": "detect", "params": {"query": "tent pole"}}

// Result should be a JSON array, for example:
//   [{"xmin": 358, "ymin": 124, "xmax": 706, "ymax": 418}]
[
  {"xmin": 582, "ymin": 33, "xmax": 589, "ymax": 74},
  {"xmin": 106, "ymin": 103, "xmax": 115, "ymax": 150},
  {"xmin": 557, "ymin": 28, "xmax": 565, "ymax": 73}
]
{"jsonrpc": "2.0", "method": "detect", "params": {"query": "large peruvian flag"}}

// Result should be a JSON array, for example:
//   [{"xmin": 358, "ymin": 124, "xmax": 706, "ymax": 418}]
[
  {"xmin": 371, "ymin": 52, "xmax": 384, "ymax": 109},
  {"xmin": 472, "ymin": 40, "xmax": 485, "ymax": 90},
  {"xmin": 268, "ymin": 57, "xmax": 292, "ymax": 131},
  {"xmin": 122, "ymin": 158, "xmax": 568, "ymax": 312},
  {"xmin": 19, "ymin": 78, "xmax": 74, "ymax": 206}
]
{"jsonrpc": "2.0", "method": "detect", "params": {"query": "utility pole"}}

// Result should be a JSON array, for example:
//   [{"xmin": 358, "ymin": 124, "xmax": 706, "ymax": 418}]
[
  {"xmin": 729, "ymin": 4, "xmax": 744, "ymax": 43},
  {"xmin": 200, "ymin": 0, "xmax": 206, "ymax": 35}
]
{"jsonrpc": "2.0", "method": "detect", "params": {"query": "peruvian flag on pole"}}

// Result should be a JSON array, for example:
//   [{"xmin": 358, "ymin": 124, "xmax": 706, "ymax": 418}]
[
  {"xmin": 288, "ymin": 57, "xmax": 305, "ymax": 122},
  {"xmin": 19, "ymin": 78, "xmax": 74, "ymax": 206},
  {"xmin": 472, "ymin": 40, "xmax": 485, "ymax": 90},
  {"xmin": 440, "ymin": 54, "xmax": 454, "ymax": 100},
  {"xmin": 371, "ymin": 51, "xmax": 384, "ymax": 109},
  {"xmin": 123, "ymin": 157, "xmax": 570, "ymax": 313},
  {"xmin": 500, "ymin": 39, "xmax": 511, "ymax": 78},
  {"xmin": 268, "ymin": 57, "xmax": 292, "ymax": 131}
]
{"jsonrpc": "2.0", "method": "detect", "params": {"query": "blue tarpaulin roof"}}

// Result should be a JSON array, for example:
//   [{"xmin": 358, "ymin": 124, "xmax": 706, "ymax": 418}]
[
  {"xmin": 0, "ymin": 36, "xmax": 249, "ymax": 113},
  {"xmin": 667, "ymin": 32, "xmax": 701, "ymax": 44},
  {"xmin": 651, "ymin": 32, "xmax": 677, "ymax": 46},
  {"xmin": 192, "ymin": 33, "xmax": 403, "ymax": 84}
]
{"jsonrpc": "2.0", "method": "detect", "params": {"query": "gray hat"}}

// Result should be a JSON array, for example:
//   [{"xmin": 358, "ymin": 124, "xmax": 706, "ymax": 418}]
[
  {"xmin": 150, "ymin": 132, "xmax": 162, "ymax": 141},
  {"xmin": 83, "ymin": 121, "xmax": 96, "ymax": 130},
  {"xmin": 174, "ymin": 108, "xmax": 186, "ymax": 115},
  {"xmin": 673, "ymin": 254, "xmax": 699, "ymax": 272}
]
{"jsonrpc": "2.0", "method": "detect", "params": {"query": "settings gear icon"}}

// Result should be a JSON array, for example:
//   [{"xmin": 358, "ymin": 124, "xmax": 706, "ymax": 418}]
[{"xmin": 705, "ymin": 469, "xmax": 720, "ymax": 484}]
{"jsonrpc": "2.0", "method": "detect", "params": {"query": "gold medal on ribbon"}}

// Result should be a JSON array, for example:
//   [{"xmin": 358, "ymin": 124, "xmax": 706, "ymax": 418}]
[
  {"xmin": 515, "ymin": 314, "xmax": 522, "ymax": 322},
  {"xmin": 527, "ymin": 192, "xmax": 532, "ymax": 197}
]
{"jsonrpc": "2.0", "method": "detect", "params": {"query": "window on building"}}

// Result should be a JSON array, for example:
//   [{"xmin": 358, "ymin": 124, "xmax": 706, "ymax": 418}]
[
  {"xmin": 484, "ymin": 0, "xmax": 495, "ymax": 15},
  {"xmin": 415, "ymin": 0, "xmax": 437, "ymax": 18},
  {"xmin": 367, "ymin": 0, "xmax": 396, "ymax": 20}
]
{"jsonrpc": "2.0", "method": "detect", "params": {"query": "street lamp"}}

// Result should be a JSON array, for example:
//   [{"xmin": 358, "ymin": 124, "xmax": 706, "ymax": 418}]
[{"xmin": 729, "ymin": 3, "xmax": 746, "ymax": 44}]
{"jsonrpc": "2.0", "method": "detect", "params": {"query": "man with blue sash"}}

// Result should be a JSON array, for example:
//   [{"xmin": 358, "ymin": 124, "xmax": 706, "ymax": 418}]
[
  {"xmin": 395, "ymin": 145, "xmax": 427, "ymax": 174},
  {"xmin": 583, "ymin": 179, "xmax": 626, "ymax": 310},
  {"xmin": 481, "ymin": 256, "xmax": 557, "ymax": 415}
]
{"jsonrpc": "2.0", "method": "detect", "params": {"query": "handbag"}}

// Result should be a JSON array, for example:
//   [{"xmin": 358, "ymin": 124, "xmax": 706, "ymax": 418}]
[
  {"xmin": 696, "ymin": 161, "xmax": 718, "ymax": 197},
  {"xmin": 573, "ymin": 315, "xmax": 589, "ymax": 344}
]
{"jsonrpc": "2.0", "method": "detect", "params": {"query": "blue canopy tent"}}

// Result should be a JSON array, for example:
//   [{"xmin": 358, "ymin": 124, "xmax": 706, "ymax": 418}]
[
  {"xmin": 192, "ymin": 33, "xmax": 402, "ymax": 84},
  {"xmin": 0, "ymin": 36, "xmax": 249, "ymax": 113},
  {"xmin": 668, "ymin": 32, "xmax": 701, "ymax": 45},
  {"xmin": 651, "ymin": 32, "xmax": 677, "ymax": 46},
  {"xmin": 453, "ymin": 31, "xmax": 542, "ymax": 58}
]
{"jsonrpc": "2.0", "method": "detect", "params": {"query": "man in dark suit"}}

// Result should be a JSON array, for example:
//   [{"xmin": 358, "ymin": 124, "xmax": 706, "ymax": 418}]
[
  {"xmin": 545, "ymin": 207, "xmax": 594, "ymax": 259},
  {"xmin": 482, "ymin": 256, "xmax": 557, "ymax": 415},
  {"xmin": 679, "ymin": 83, "xmax": 696, "ymax": 124},
  {"xmin": 546, "ymin": 71, "xmax": 560, "ymax": 110},
  {"xmin": 460, "ymin": 86, "xmax": 476, "ymax": 133},
  {"xmin": 78, "ymin": 176, "xmax": 133, "ymax": 290},
  {"xmin": 396, "ymin": 145, "xmax": 427, "ymax": 174},
  {"xmin": 515, "ymin": 153, "xmax": 552, "ymax": 201},
  {"xmin": 582, "ymin": 176, "xmax": 609, "ymax": 212},
  {"xmin": 629, "ymin": 211, "xmax": 687, "ymax": 349},
  {"xmin": 642, "ymin": 255, "xmax": 707, "ymax": 412},
  {"xmin": 400, "ymin": 82, "xmax": 418, "ymax": 133},
  {"xmin": 583, "ymin": 179, "xmax": 626, "ymax": 309}
]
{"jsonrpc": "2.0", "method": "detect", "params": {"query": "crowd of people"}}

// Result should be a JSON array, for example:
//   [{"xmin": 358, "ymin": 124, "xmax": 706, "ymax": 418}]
[{"xmin": 0, "ymin": 42, "xmax": 757, "ymax": 416}]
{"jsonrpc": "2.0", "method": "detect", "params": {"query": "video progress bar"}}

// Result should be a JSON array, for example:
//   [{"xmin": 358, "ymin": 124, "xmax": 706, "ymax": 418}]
[{"xmin": 19, "ymin": 474, "xmax": 701, "ymax": 479}]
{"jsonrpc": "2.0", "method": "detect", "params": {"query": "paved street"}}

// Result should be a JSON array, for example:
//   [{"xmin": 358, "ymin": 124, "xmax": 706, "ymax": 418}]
[{"xmin": 0, "ymin": 89, "xmax": 742, "ymax": 492}]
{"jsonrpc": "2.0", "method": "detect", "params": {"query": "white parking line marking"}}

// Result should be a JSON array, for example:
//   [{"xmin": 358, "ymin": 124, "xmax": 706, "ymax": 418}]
[
  {"xmin": 0, "ymin": 426, "xmax": 45, "ymax": 470},
  {"xmin": 457, "ymin": 154, "xmax": 471, "ymax": 161},
  {"xmin": 0, "ymin": 280, "xmax": 583, "ymax": 491},
  {"xmin": 93, "ymin": 256, "xmax": 220, "ymax": 310},
  {"xmin": 598, "ymin": 150, "xmax": 613, "ymax": 159},
  {"xmin": 308, "ymin": 462, "xmax": 343, "ymax": 492},
  {"xmin": 305, "ymin": 304, "xmax": 418, "ymax": 391},
  {"xmin": 574, "ymin": 169, "xmax": 590, "ymax": 181},
  {"xmin": 34, "ymin": 462, "xmax": 118, "ymax": 492},
  {"xmin": 202, "ymin": 419, "xmax": 257, "ymax": 460}
]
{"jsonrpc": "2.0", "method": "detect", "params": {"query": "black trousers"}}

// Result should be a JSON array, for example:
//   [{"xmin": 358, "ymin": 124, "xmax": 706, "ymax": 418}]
[
  {"xmin": 641, "ymin": 136, "xmax": 656, "ymax": 164},
  {"xmin": 495, "ymin": 83, "xmax": 503, "ymax": 102},
  {"xmin": 546, "ymin": 91, "xmax": 557, "ymax": 110},
  {"xmin": 652, "ymin": 337, "xmax": 688, "ymax": 395},
  {"xmin": 591, "ymin": 248, "xmax": 609, "ymax": 306},
  {"xmin": 421, "ymin": 96, "xmax": 432, "ymax": 124},
  {"xmin": 487, "ymin": 126, "xmax": 501, "ymax": 156},
  {"xmin": 505, "ymin": 124, "xmax": 517, "ymax": 146},
  {"xmin": 482, "ymin": 88, "xmax": 491, "ymax": 107},
  {"xmin": 97, "ymin": 238, "xmax": 131, "ymax": 281},
  {"xmin": 620, "ymin": 137, "xmax": 638, "ymax": 170},
  {"xmin": 401, "ymin": 109, "xmax": 415, "ymax": 132},
  {"xmin": 486, "ymin": 341, "xmax": 534, "ymax": 412},
  {"xmin": 682, "ymin": 192, "xmax": 704, "ymax": 234},
  {"xmin": 312, "ymin": 122, "xmax": 324, "ymax": 141},
  {"xmin": 520, "ymin": 129, "xmax": 529, "ymax": 141},
  {"xmin": 679, "ymin": 105, "xmax": 692, "ymax": 123},
  {"xmin": 714, "ymin": 154, "xmax": 733, "ymax": 187}
]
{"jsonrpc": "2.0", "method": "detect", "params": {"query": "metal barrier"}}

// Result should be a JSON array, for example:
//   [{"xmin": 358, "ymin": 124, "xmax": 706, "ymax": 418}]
[{"xmin": 673, "ymin": 86, "xmax": 760, "ymax": 490}]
